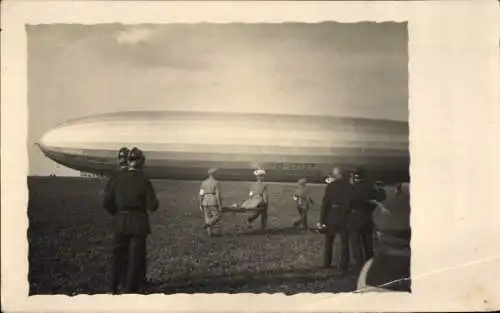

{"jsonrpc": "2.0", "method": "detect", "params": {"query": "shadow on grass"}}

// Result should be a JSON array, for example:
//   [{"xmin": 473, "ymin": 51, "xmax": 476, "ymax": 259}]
[
  {"xmin": 142, "ymin": 266, "xmax": 358, "ymax": 294},
  {"xmin": 234, "ymin": 226, "xmax": 317, "ymax": 237}
]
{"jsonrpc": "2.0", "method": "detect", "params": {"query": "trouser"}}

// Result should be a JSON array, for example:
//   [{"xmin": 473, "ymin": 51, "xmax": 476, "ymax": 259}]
[
  {"xmin": 293, "ymin": 206, "xmax": 309, "ymax": 229},
  {"xmin": 349, "ymin": 226, "xmax": 374, "ymax": 272},
  {"xmin": 248, "ymin": 208, "xmax": 268, "ymax": 231},
  {"xmin": 203, "ymin": 205, "xmax": 222, "ymax": 236},
  {"xmin": 324, "ymin": 226, "xmax": 350, "ymax": 270},
  {"xmin": 112, "ymin": 233, "xmax": 147, "ymax": 293},
  {"xmin": 203, "ymin": 205, "xmax": 221, "ymax": 227}
]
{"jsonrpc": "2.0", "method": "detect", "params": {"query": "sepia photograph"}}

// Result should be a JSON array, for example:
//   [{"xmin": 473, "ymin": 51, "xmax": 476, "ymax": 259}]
[
  {"xmin": 2, "ymin": 1, "xmax": 500, "ymax": 312},
  {"xmin": 27, "ymin": 22, "xmax": 410, "ymax": 295}
]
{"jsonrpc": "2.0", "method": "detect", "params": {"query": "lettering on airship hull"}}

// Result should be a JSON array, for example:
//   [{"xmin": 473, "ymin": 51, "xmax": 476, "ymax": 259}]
[{"xmin": 275, "ymin": 163, "xmax": 316, "ymax": 170}]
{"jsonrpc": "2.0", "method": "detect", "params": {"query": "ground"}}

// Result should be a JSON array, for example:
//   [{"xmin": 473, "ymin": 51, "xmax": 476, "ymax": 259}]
[{"xmin": 27, "ymin": 177, "xmax": 358, "ymax": 295}]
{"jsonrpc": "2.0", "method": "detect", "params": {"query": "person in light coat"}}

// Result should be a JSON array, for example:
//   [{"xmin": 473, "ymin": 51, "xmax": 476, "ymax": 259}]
[
  {"xmin": 199, "ymin": 168, "xmax": 223, "ymax": 236},
  {"xmin": 244, "ymin": 169, "xmax": 269, "ymax": 232}
]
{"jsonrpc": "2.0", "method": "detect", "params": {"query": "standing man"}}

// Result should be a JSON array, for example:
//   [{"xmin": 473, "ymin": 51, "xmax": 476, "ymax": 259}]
[
  {"xmin": 102, "ymin": 147, "xmax": 129, "ymax": 289},
  {"xmin": 318, "ymin": 166, "xmax": 352, "ymax": 275},
  {"xmin": 347, "ymin": 168, "xmax": 378, "ymax": 273},
  {"xmin": 199, "ymin": 168, "xmax": 223, "ymax": 236},
  {"xmin": 103, "ymin": 147, "xmax": 159, "ymax": 293},
  {"xmin": 292, "ymin": 178, "xmax": 314, "ymax": 230},
  {"xmin": 245, "ymin": 168, "xmax": 269, "ymax": 232}
]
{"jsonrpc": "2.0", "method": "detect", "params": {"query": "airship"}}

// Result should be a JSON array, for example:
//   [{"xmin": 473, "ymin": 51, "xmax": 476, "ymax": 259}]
[{"xmin": 36, "ymin": 111, "xmax": 410, "ymax": 183}]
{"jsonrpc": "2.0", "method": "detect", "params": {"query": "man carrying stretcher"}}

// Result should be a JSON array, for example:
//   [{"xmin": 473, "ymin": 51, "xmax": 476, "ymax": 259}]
[
  {"xmin": 239, "ymin": 168, "xmax": 269, "ymax": 232},
  {"xmin": 199, "ymin": 168, "xmax": 223, "ymax": 236},
  {"xmin": 217, "ymin": 168, "xmax": 268, "ymax": 232}
]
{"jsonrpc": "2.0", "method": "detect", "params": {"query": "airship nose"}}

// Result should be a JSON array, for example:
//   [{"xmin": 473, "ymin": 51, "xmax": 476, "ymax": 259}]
[
  {"xmin": 36, "ymin": 127, "xmax": 67, "ymax": 157},
  {"xmin": 36, "ymin": 124, "xmax": 91, "ymax": 169},
  {"xmin": 38, "ymin": 123, "xmax": 81, "ymax": 151},
  {"xmin": 34, "ymin": 141, "xmax": 44, "ymax": 152},
  {"xmin": 39, "ymin": 128, "xmax": 59, "ymax": 149},
  {"xmin": 36, "ymin": 130, "xmax": 53, "ymax": 154}
]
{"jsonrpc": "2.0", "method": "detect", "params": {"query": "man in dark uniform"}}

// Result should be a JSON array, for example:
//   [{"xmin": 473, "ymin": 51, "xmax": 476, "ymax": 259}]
[
  {"xmin": 318, "ymin": 166, "xmax": 352, "ymax": 275},
  {"xmin": 347, "ymin": 168, "xmax": 378, "ymax": 273},
  {"xmin": 102, "ymin": 147, "xmax": 129, "ymax": 289},
  {"xmin": 103, "ymin": 147, "xmax": 159, "ymax": 293},
  {"xmin": 199, "ymin": 168, "xmax": 223, "ymax": 236}
]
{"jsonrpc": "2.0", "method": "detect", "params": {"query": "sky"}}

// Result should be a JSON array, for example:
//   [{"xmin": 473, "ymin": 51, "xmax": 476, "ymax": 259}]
[{"xmin": 27, "ymin": 22, "xmax": 408, "ymax": 176}]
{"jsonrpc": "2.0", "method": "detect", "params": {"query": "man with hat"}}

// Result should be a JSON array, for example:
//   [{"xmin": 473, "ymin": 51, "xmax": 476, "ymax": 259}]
[
  {"xmin": 117, "ymin": 147, "xmax": 130, "ymax": 172},
  {"xmin": 347, "ymin": 168, "xmax": 378, "ymax": 273},
  {"xmin": 102, "ymin": 147, "xmax": 130, "ymax": 288},
  {"xmin": 318, "ymin": 166, "xmax": 352, "ymax": 275},
  {"xmin": 292, "ymin": 178, "xmax": 314, "ymax": 230},
  {"xmin": 103, "ymin": 147, "xmax": 159, "ymax": 293},
  {"xmin": 245, "ymin": 168, "xmax": 269, "ymax": 232},
  {"xmin": 199, "ymin": 167, "xmax": 223, "ymax": 236}
]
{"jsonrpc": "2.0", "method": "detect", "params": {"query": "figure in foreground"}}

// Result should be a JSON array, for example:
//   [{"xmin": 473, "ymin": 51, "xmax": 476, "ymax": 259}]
[
  {"xmin": 103, "ymin": 147, "xmax": 159, "ymax": 293},
  {"xmin": 356, "ymin": 183, "xmax": 411, "ymax": 292}
]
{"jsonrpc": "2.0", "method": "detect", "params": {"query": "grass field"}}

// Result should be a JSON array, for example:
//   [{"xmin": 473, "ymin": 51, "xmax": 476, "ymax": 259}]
[{"xmin": 27, "ymin": 176, "xmax": 358, "ymax": 295}]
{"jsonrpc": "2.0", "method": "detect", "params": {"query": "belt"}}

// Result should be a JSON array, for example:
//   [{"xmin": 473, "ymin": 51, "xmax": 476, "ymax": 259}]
[
  {"xmin": 118, "ymin": 206, "xmax": 144, "ymax": 212},
  {"xmin": 351, "ymin": 209, "xmax": 369, "ymax": 214}
]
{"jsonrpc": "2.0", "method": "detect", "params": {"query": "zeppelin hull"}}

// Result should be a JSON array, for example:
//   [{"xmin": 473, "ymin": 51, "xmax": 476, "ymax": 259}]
[{"xmin": 37, "ymin": 111, "xmax": 410, "ymax": 183}]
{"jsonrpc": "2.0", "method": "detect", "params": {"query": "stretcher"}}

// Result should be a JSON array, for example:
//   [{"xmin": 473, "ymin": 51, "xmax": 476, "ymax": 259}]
[
  {"xmin": 221, "ymin": 205, "xmax": 266, "ymax": 213},
  {"xmin": 221, "ymin": 197, "xmax": 267, "ymax": 213}
]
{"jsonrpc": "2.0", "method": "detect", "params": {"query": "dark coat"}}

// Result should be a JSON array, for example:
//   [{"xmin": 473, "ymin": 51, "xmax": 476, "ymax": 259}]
[
  {"xmin": 346, "ymin": 180, "xmax": 378, "ymax": 230},
  {"xmin": 103, "ymin": 169, "xmax": 159, "ymax": 235},
  {"xmin": 103, "ymin": 167, "xmax": 128, "ymax": 210},
  {"xmin": 375, "ymin": 187, "xmax": 387, "ymax": 202},
  {"xmin": 319, "ymin": 178, "xmax": 352, "ymax": 232}
]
